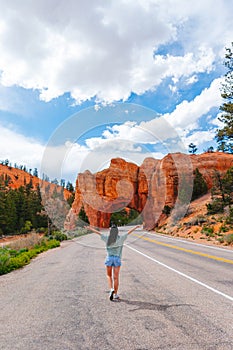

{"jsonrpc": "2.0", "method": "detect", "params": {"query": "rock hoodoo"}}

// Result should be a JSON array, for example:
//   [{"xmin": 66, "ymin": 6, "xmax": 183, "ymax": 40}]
[{"xmin": 65, "ymin": 152, "xmax": 233, "ymax": 230}]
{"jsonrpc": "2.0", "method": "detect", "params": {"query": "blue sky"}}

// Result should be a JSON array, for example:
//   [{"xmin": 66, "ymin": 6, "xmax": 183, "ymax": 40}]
[{"xmin": 0, "ymin": 0, "xmax": 232, "ymax": 184}]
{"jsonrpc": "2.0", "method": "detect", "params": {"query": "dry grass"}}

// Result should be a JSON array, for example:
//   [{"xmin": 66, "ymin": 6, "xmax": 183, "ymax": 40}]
[{"xmin": 6, "ymin": 233, "xmax": 44, "ymax": 250}]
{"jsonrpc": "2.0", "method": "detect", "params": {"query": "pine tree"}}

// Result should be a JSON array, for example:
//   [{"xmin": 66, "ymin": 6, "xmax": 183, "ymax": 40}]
[
  {"xmin": 79, "ymin": 206, "xmax": 89, "ymax": 224},
  {"xmin": 216, "ymin": 43, "xmax": 233, "ymax": 152},
  {"xmin": 206, "ymin": 170, "xmax": 229, "ymax": 214},
  {"xmin": 222, "ymin": 167, "xmax": 233, "ymax": 205},
  {"xmin": 33, "ymin": 168, "xmax": 38, "ymax": 177},
  {"xmin": 15, "ymin": 187, "xmax": 27, "ymax": 231},
  {"xmin": 178, "ymin": 174, "xmax": 193, "ymax": 204},
  {"xmin": 0, "ymin": 191, "xmax": 6, "ymax": 234},
  {"xmin": 188, "ymin": 143, "xmax": 198, "ymax": 154},
  {"xmin": 66, "ymin": 181, "xmax": 74, "ymax": 192},
  {"xmin": 5, "ymin": 190, "xmax": 18, "ymax": 233},
  {"xmin": 192, "ymin": 168, "xmax": 208, "ymax": 201}
]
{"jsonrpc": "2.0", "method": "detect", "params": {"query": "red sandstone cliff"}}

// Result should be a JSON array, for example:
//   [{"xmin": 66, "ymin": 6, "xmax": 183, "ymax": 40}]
[
  {"xmin": 66, "ymin": 158, "xmax": 139, "ymax": 228},
  {"xmin": 66, "ymin": 153, "xmax": 233, "ymax": 230}
]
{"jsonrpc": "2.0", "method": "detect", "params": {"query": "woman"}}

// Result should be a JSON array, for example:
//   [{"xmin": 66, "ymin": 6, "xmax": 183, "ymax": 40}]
[{"xmin": 85, "ymin": 223, "xmax": 141, "ymax": 300}]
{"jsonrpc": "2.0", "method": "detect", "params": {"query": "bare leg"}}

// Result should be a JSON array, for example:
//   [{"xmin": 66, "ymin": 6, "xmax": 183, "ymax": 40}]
[
  {"xmin": 106, "ymin": 266, "xmax": 113, "ymax": 290},
  {"xmin": 113, "ymin": 266, "xmax": 121, "ymax": 294}
]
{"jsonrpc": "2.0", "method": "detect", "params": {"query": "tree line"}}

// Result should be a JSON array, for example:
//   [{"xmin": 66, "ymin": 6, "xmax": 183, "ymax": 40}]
[
  {"xmin": 0, "ymin": 175, "xmax": 74, "ymax": 236},
  {"xmin": 0, "ymin": 159, "xmax": 75, "ymax": 190},
  {"xmin": 0, "ymin": 178, "xmax": 47, "ymax": 235}
]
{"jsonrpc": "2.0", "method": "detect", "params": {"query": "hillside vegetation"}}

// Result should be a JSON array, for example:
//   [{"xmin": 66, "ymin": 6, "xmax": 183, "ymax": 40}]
[
  {"xmin": 159, "ymin": 167, "xmax": 233, "ymax": 246},
  {"xmin": 0, "ymin": 164, "xmax": 74, "ymax": 236}
]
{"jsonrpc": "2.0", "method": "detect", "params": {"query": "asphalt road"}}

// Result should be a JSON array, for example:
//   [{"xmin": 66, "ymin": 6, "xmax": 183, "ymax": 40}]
[{"xmin": 0, "ymin": 228, "xmax": 233, "ymax": 350}]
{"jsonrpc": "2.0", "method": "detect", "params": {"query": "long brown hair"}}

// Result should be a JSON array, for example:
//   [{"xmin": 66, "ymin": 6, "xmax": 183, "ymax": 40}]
[{"xmin": 107, "ymin": 225, "xmax": 119, "ymax": 246}]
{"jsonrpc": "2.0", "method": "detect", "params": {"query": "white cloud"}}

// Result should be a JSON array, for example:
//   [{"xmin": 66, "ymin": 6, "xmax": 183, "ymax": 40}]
[
  {"xmin": 186, "ymin": 75, "xmax": 198, "ymax": 85},
  {"xmin": 182, "ymin": 130, "xmax": 216, "ymax": 150},
  {"xmin": 0, "ymin": 0, "xmax": 231, "ymax": 103},
  {"xmin": 101, "ymin": 118, "xmax": 179, "ymax": 145},
  {"xmin": 43, "ymin": 74, "xmax": 226, "ymax": 179},
  {"xmin": 90, "ymin": 77, "xmax": 224, "ymax": 154},
  {"xmin": 0, "ymin": 72, "xmax": 223, "ymax": 183},
  {"xmin": 0, "ymin": 124, "xmax": 44, "ymax": 168},
  {"xmin": 70, "ymin": 140, "xmax": 145, "ymax": 173},
  {"xmin": 0, "ymin": 117, "xmax": 164, "ymax": 183},
  {"xmin": 169, "ymin": 84, "xmax": 178, "ymax": 94},
  {"xmin": 0, "ymin": 123, "xmax": 87, "ymax": 182},
  {"xmin": 164, "ymin": 78, "xmax": 223, "ymax": 130},
  {"xmin": 211, "ymin": 113, "xmax": 225, "ymax": 128}
]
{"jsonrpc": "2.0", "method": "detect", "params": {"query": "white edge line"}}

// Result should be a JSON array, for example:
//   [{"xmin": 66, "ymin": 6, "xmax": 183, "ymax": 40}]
[{"xmin": 126, "ymin": 244, "xmax": 233, "ymax": 303}]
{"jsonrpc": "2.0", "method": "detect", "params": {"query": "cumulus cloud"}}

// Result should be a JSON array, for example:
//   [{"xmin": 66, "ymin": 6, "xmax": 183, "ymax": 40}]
[
  {"xmin": 0, "ymin": 0, "xmax": 232, "ymax": 103},
  {"xmin": 186, "ymin": 75, "xmax": 198, "ymax": 85},
  {"xmin": 211, "ymin": 113, "xmax": 224, "ymax": 128},
  {"xmin": 183, "ymin": 130, "xmax": 216, "ymax": 148},
  {"xmin": 0, "ymin": 124, "xmax": 44, "ymax": 168},
  {"xmin": 92, "ymin": 78, "xmax": 224, "ymax": 153},
  {"xmin": 0, "ymin": 0, "xmax": 232, "ymax": 181},
  {"xmin": 0, "ymin": 72, "xmax": 224, "ymax": 181},
  {"xmin": 164, "ymin": 78, "xmax": 223, "ymax": 130},
  {"xmin": 0, "ymin": 123, "xmax": 86, "ymax": 182}
]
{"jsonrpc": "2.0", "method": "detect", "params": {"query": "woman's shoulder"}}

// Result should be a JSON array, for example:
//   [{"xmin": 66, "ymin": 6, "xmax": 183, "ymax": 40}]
[
  {"xmin": 101, "ymin": 233, "xmax": 108, "ymax": 242},
  {"xmin": 117, "ymin": 232, "xmax": 128, "ymax": 240}
]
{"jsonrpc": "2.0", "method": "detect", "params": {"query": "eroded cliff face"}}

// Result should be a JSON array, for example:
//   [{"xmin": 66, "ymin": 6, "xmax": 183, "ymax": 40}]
[
  {"xmin": 65, "ymin": 158, "xmax": 139, "ymax": 228},
  {"xmin": 66, "ymin": 153, "xmax": 233, "ymax": 230}
]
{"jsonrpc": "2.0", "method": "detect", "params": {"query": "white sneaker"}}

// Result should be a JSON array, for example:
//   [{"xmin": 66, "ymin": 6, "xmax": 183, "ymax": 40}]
[
  {"xmin": 113, "ymin": 294, "xmax": 120, "ymax": 300},
  {"xmin": 109, "ymin": 288, "xmax": 114, "ymax": 301}
]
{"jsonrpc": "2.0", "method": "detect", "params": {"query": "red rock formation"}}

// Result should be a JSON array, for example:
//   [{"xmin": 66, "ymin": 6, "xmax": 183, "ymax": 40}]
[
  {"xmin": 65, "ymin": 158, "xmax": 139, "ymax": 229},
  {"xmin": 66, "ymin": 152, "xmax": 233, "ymax": 230},
  {"xmin": 138, "ymin": 158, "xmax": 159, "ymax": 229}
]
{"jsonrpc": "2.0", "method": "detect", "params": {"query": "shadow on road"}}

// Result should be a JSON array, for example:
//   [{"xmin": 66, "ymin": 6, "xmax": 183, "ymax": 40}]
[{"xmin": 118, "ymin": 299, "xmax": 190, "ymax": 312}]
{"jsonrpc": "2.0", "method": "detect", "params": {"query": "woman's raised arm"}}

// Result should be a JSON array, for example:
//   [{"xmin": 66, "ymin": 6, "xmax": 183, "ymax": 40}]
[
  {"xmin": 84, "ymin": 225, "xmax": 101, "ymax": 235},
  {"xmin": 127, "ymin": 225, "xmax": 142, "ymax": 235}
]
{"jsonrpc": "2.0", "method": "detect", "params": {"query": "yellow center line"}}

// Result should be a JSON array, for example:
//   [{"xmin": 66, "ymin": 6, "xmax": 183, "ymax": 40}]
[{"xmin": 132, "ymin": 234, "xmax": 233, "ymax": 265}]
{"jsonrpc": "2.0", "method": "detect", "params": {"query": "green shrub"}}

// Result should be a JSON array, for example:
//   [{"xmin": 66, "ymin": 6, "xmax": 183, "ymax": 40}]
[
  {"xmin": 224, "ymin": 233, "xmax": 233, "ymax": 245},
  {"xmin": 0, "ymin": 239, "xmax": 60, "ymax": 275},
  {"xmin": 225, "ymin": 208, "xmax": 233, "ymax": 225},
  {"xmin": 36, "ymin": 227, "xmax": 46, "ymax": 233},
  {"xmin": 201, "ymin": 226, "xmax": 214, "ymax": 237},
  {"xmin": 110, "ymin": 208, "xmax": 143, "ymax": 226},
  {"xmin": 26, "ymin": 249, "xmax": 39, "ymax": 259},
  {"xmin": 8, "ymin": 253, "xmax": 31, "ymax": 270},
  {"xmin": 219, "ymin": 225, "xmax": 229, "ymax": 233},
  {"xmin": 162, "ymin": 205, "xmax": 172, "ymax": 215},
  {"xmin": 0, "ymin": 248, "xmax": 11, "ymax": 274},
  {"xmin": 52, "ymin": 231, "xmax": 68, "ymax": 242},
  {"xmin": 8, "ymin": 249, "xmax": 18, "ymax": 257},
  {"xmin": 18, "ymin": 248, "xmax": 29, "ymax": 254},
  {"xmin": 206, "ymin": 199, "xmax": 224, "ymax": 214},
  {"xmin": 20, "ymin": 220, "xmax": 33, "ymax": 234},
  {"xmin": 46, "ymin": 239, "xmax": 60, "ymax": 249}
]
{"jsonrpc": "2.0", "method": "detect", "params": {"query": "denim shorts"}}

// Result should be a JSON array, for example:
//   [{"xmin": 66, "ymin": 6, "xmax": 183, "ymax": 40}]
[{"xmin": 105, "ymin": 255, "xmax": 121, "ymax": 267}]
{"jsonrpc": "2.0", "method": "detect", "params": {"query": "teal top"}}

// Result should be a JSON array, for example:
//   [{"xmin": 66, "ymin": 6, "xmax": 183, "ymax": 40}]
[{"xmin": 101, "ymin": 233, "xmax": 128, "ymax": 258}]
